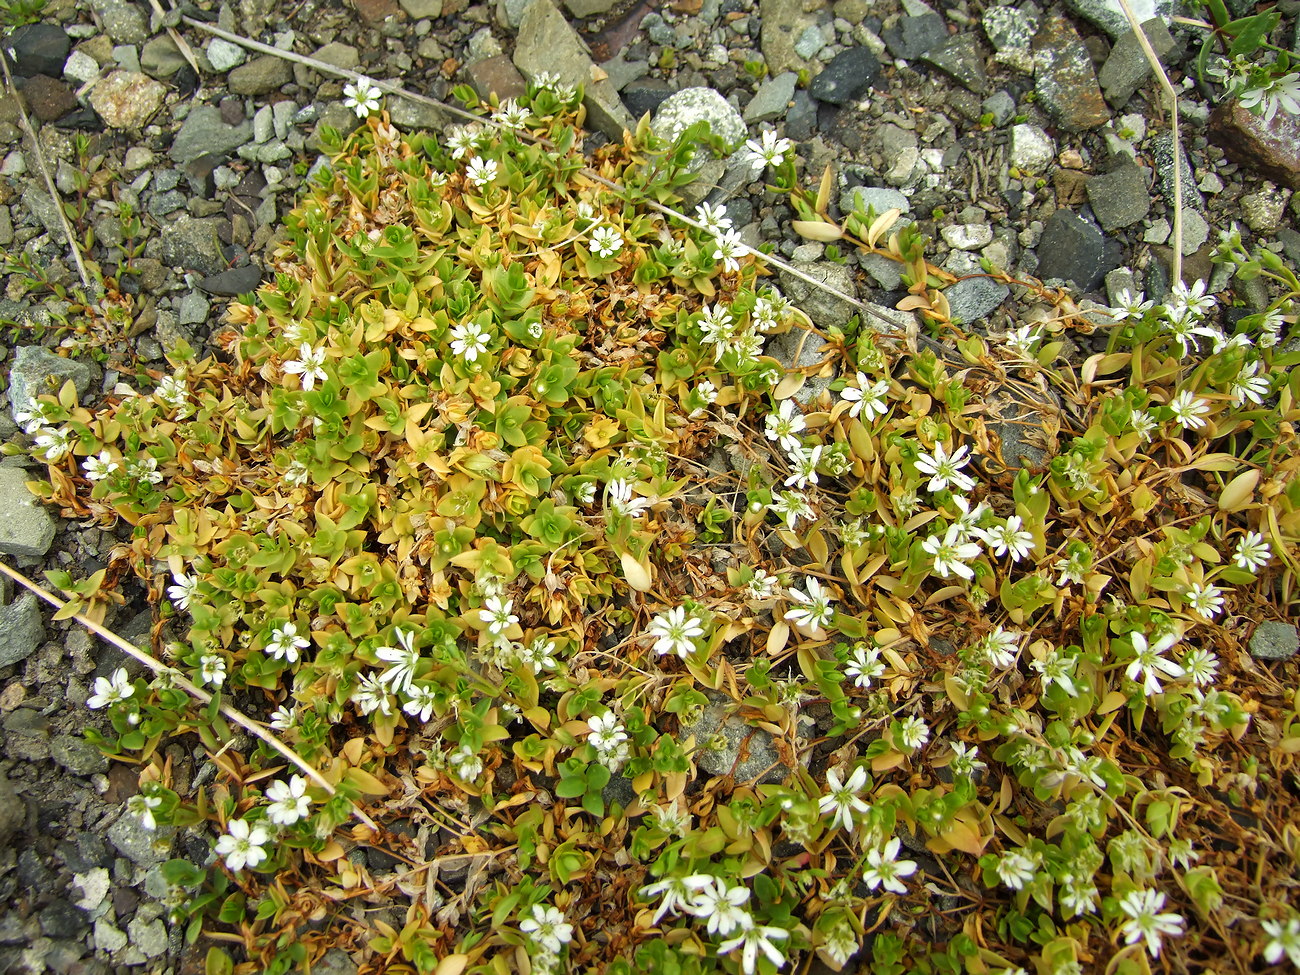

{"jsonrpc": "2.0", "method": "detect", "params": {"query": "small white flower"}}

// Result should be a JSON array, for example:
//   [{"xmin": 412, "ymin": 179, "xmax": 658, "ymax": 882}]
[
  {"xmin": 1109, "ymin": 289, "xmax": 1154, "ymax": 322},
  {"xmin": 978, "ymin": 626, "xmax": 1021, "ymax": 669},
  {"xmin": 915, "ymin": 442, "xmax": 977, "ymax": 493},
  {"xmin": 199, "ymin": 652, "xmax": 226, "ymax": 687},
  {"xmin": 896, "ymin": 715, "xmax": 929, "ymax": 751},
  {"xmin": 479, "ymin": 596, "xmax": 518, "ymax": 637},
  {"xmin": 587, "ymin": 711, "xmax": 628, "ymax": 756},
  {"xmin": 640, "ymin": 874, "xmax": 712, "ymax": 925},
  {"xmin": 712, "ymin": 228, "xmax": 746, "ymax": 273},
  {"xmin": 1261, "ymin": 916, "xmax": 1300, "ymax": 967},
  {"xmin": 861, "ymin": 838, "xmax": 917, "ymax": 894},
  {"xmin": 215, "ymin": 818, "xmax": 270, "ymax": 873},
  {"xmin": 125, "ymin": 456, "xmax": 164, "ymax": 485},
  {"xmin": 465, "ymin": 156, "xmax": 498, "ymax": 188},
  {"xmin": 948, "ymin": 741, "xmax": 986, "ymax": 777},
  {"xmin": 283, "ymin": 343, "xmax": 327, "ymax": 391},
  {"xmin": 1233, "ymin": 531, "xmax": 1272, "ymax": 572},
  {"xmin": 351, "ymin": 673, "xmax": 394, "ymax": 717},
  {"xmin": 718, "ymin": 914, "xmax": 790, "ymax": 975},
  {"xmin": 784, "ymin": 444, "xmax": 822, "ymax": 489},
  {"xmin": 284, "ymin": 459, "xmax": 310, "ymax": 487},
  {"xmin": 87, "ymin": 668, "xmax": 134, "ymax": 709},
  {"xmin": 269, "ymin": 706, "xmax": 296, "ymax": 731},
  {"xmin": 1183, "ymin": 582, "xmax": 1226, "ymax": 619},
  {"xmin": 922, "ymin": 525, "xmax": 982, "ymax": 581},
  {"xmin": 265, "ymin": 775, "xmax": 311, "ymax": 826},
  {"xmin": 783, "ymin": 578, "xmax": 836, "ymax": 635},
  {"xmin": 1169, "ymin": 279, "xmax": 1216, "ymax": 320},
  {"xmin": 686, "ymin": 877, "xmax": 751, "ymax": 937},
  {"xmin": 343, "ymin": 77, "xmax": 382, "ymax": 117},
  {"xmin": 1031, "ymin": 645, "xmax": 1080, "ymax": 697},
  {"xmin": 265, "ymin": 622, "xmax": 309, "ymax": 663},
  {"xmin": 1126, "ymin": 630, "xmax": 1186, "ymax": 696},
  {"xmin": 449, "ymin": 743, "xmax": 482, "ymax": 782},
  {"xmin": 765, "ymin": 399, "xmax": 806, "ymax": 454},
  {"xmin": 844, "ymin": 644, "xmax": 884, "ymax": 689},
  {"xmin": 1180, "ymin": 647, "xmax": 1219, "ymax": 686},
  {"xmin": 841, "ymin": 374, "xmax": 890, "ymax": 421},
  {"xmin": 492, "ymin": 98, "xmax": 529, "ymax": 128},
  {"xmin": 646, "ymin": 606, "xmax": 705, "ymax": 659},
  {"xmin": 818, "ymin": 765, "xmax": 871, "ymax": 832},
  {"xmin": 996, "ymin": 848, "xmax": 1038, "ymax": 890},
  {"xmin": 1117, "ymin": 888, "xmax": 1185, "ymax": 958},
  {"xmin": 168, "ymin": 573, "xmax": 200, "ymax": 611},
  {"xmin": 745, "ymin": 567, "xmax": 781, "ymax": 601},
  {"xmin": 403, "ymin": 684, "xmax": 437, "ymax": 723},
  {"xmin": 742, "ymin": 127, "xmax": 793, "ymax": 175},
  {"xmin": 694, "ymin": 201, "xmax": 733, "ymax": 235},
  {"xmin": 607, "ymin": 478, "xmax": 653, "ymax": 518},
  {"xmin": 589, "ymin": 225, "xmax": 624, "ymax": 259},
  {"xmin": 154, "ymin": 374, "xmax": 192, "ymax": 416},
  {"xmin": 449, "ymin": 320, "xmax": 491, "ymax": 362},
  {"xmin": 83, "ymin": 450, "xmax": 119, "ymax": 481},
  {"xmin": 375, "ymin": 628, "xmax": 420, "ymax": 693},
  {"xmin": 519, "ymin": 904, "xmax": 574, "ymax": 954},
  {"xmin": 126, "ymin": 793, "xmax": 163, "ymax": 831},
  {"xmin": 976, "ymin": 515, "xmax": 1036, "ymax": 562},
  {"xmin": 1230, "ymin": 361, "xmax": 1271, "ymax": 407},
  {"xmin": 33, "ymin": 427, "xmax": 73, "ymax": 462},
  {"xmin": 1167, "ymin": 389, "xmax": 1210, "ymax": 431},
  {"xmin": 519, "ymin": 636, "xmax": 559, "ymax": 674}
]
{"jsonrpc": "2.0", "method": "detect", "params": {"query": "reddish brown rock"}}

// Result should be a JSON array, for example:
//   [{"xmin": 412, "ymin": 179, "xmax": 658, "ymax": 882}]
[
  {"xmin": 1208, "ymin": 100, "xmax": 1300, "ymax": 190},
  {"xmin": 353, "ymin": 0, "xmax": 401, "ymax": 22},
  {"xmin": 465, "ymin": 55, "xmax": 528, "ymax": 102},
  {"xmin": 18, "ymin": 75, "xmax": 78, "ymax": 122}
]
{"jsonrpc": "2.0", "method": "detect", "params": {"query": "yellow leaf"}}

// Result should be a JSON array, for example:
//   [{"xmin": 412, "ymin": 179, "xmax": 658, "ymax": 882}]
[
  {"xmin": 1097, "ymin": 690, "xmax": 1128, "ymax": 714},
  {"xmin": 344, "ymin": 767, "xmax": 390, "ymax": 796},
  {"xmin": 766, "ymin": 621, "xmax": 790, "ymax": 656},
  {"xmin": 1218, "ymin": 468, "xmax": 1259, "ymax": 512},
  {"xmin": 866, "ymin": 208, "xmax": 901, "ymax": 248},
  {"xmin": 620, "ymin": 551, "xmax": 653, "ymax": 592},
  {"xmin": 790, "ymin": 219, "xmax": 844, "ymax": 242},
  {"xmin": 815, "ymin": 163, "xmax": 834, "ymax": 212},
  {"xmin": 436, "ymin": 956, "xmax": 470, "ymax": 975},
  {"xmin": 773, "ymin": 371, "xmax": 804, "ymax": 399}
]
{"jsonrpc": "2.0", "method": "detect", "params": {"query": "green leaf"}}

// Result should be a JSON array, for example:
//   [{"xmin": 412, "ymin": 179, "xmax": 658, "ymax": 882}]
[
  {"xmin": 160, "ymin": 858, "xmax": 206, "ymax": 888},
  {"xmin": 1227, "ymin": 10, "xmax": 1280, "ymax": 56},
  {"xmin": 205, "ymin": 948, "xmax": 234, "ymax": 975}
]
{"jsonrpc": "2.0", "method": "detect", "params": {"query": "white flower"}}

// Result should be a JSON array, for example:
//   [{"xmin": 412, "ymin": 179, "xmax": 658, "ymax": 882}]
[
  {"xmin": 1109, "ymin": 288, "xmax": 1154, "ymax": 321},
  {"xmin": 449, "ymin": 320, "xmax": 491, "ymax": 362},
  {"xmin": 948, "ymin": 741, "xmax": 986, "ymax": 777},
  {"xmin": 1167, "ymin": 390, "xmax": 1210, "ymax": 431},
  {"xmin": 712, "ymin": 228, "xmax": 746, "ymax": 273},
  {"xmin": 687, "ymin": 877, "xmax": 751, "ymax": 937},
  {"xmin": 126, "ymin": 456, "xmax": 164, "ymax": 485},
  {"xmin": 1130, "ymin": 408, "xmax": 1158, "ymax": 442},
  {"xmin": 283, "ymin": 343, "xmax": 327, "ymax": 391},
  {"xmin": 784, "ymin": 444, "xmax": 822, "ymax": 489},
  {"xmin": 1168, "ymin": 279, "xmax": 1216, "ymax": 320},
  {"xmin": 343, "ymin": 77, "xmax": 382, "ymax": 117},
  {"xmin": 694, "ymin": 201, "xmax": 733, "ymax": 235},
  {"xmin": 375, "ymin": 628, "xmax": 420, "ymax": 693},
  {"xmin": 168, "ymin": 572, "xmax": 200, "ymax": 610},
  {"xmin": 284, "ymin": 459, "xmax": 310, "ymax": 487},
  {"xmin": 841, "ymin": 374, "xmax": 890, "ymax": 421},
  {"xmin": 896, "ymin": 715, "xmax": 929, "ymax": 751},
  {"xmin": 83, "ymin": 450, "xmax": 118, "ymax": 481},
  {"xmin": 651, "ymin": 798, "xmax": 692, "ymax": 838},
  {"xmin": 742, "ymin": 128, "xmax": 792, "ymax": 175},
  {"xmin": 1180, "ymin": 647, "xmax": 1219, "ymax": 686},
  {"xmin": 765, "ymin": 399, "xmax": 806, "ymax": 454},
  {"xmin": 915, "ymin": 442, "xmax": 977, "ymax": 493},
  {"xmin": 1183, "ymin": 582, "xmax": 1226, "ymax": 619},
  {"xmin": 215, "ymin": 818, "xmax": 270, "ymax": 872},
  {"xmin": 640, "ymin": 874, "xmax": 712, "ymax": 925},
  {"xmin": 769, "ymin": 489, "xmax": 814, "ymax": 530},
  {"xmin": 33, "ymin": 427, "xmax": 73, "ymax": 462},
  {"xmin": 465, "ymin": 156, "xmax": 498, "ymax": 188},
  {"xmin": 13, "ymin": 401, "xmax": 52, "ymax": 434},
  {"xmin": 977, "ymin": 515, "xmax": 1036, "ymax": 562},
  {"xmin": 492, "ymin": 98, "xmax": 529, "ymax": 128},
  {"xmin": 449, "ymin": 743, "xmax": 482, "ymax": 782},
  {"xmin": 269, "ymin": 705, "xmax": 295, "ymax": 731},
  {"xmin": 87, "ymin": 668, "xmax": 134, "ymax": 709},
  {"xmin": 646, "ymin": 606, "xmax": 705, "ymax": 659},
  {"xmin": 1126, "ymin": 630, "xmax": 1186, "ymax": 696},
  {"xmin": 978, "ymin": 626, "xmax": 1021, "ymax": 669},
  {"xmin": 1261, "ymin": 916, "xmax": 1300, "ymax": 967},
  {"xmin": 403, "ymin": 684, "xmax": 438, "ymax": 723},
  {"xmin": 1117, "ymin": 888, "xmax": 1185, "ymax": 958},
  {"xmin": 1006, "ymin": 324, "xmax": 1042, "ymax": 357},
  {"xmin": 698, "ymin": 302, "xmax": 735, "ymax": 349},
  {"xmin": 265, "ymin": 622, "xmax": 309, "ymax": 663},
  {"xmin": 783, "ymin": 578, "xmax": 836, "ymax": 635},
  {"xmin": 587, "ymin": 711, "xmax": 628, "ymax": 756},
  {"xmin": 479, "ymin": 596, "xmax": 518, "ymax": 637},
  {"xmin": 351, "ymin": 673, "xmax": 394, "ymax": 717},
  {"xmin": 922, "ymin": 525, "xmax": 982, "ymax": 581},
  {"xmin": 446, "ymin": 124, "xmax": 480, "ymax": 159},
  {"xmin": 519, "ymin": 636, "xmax": 559, "ymax": 674},
  {"xmin": 948, "ymin": 496, "xmax": 990, "ymax": 542},
  {"xmin": 1233, "ymin": 531, "xmax": 1272, "ymax": 572},
  {"xmin": 589, "ymin": 225, "xmax": 624, "ymax": 259},
  {"xmin": 519, "ymin": 904, "xmax": 574, "ymax": 954},
  {"xmin": 1239, "ymin": 71, "xmax": 1300, "ymax": 124},
  {"xmin": 607, "ymin": 478, "xmax": 653, "ymax": 518},
  {"xmin": 861, "ymin": 838, "xmax": 917, "ymax": 894},
  {"xmin": 1031, "ymin": 646, "xmax": 1080, "ymax": 697},
  {"xmin": 745, "ymin": 567, "xmax": 780, "ymax": 601},
  {"xmin": 265, "ymin": 775, "xmax": 311, "ymax": 825},
  {"xmin": 996, "ymin": 849, "xmax": 1038, "ymax": 890},
  {"xmin": 199, "ymin": 652, "xmax": 226, "ymax": 687},
  {"xmin": 718, "ymin": 914, "xmax": 790, "ymax": 974},
  {"xmin": 1059, "ymin": 877, "xmax": 1099, "ymax": 918},
  {"xmin": 126, "ymin": 793, "xmax": 162, "ymax": 831},
  {"xmin": 1230, "ymin": 361, "xmax": 1271, "ymax": 407},
  {"xmin": 819, "ymin": 765, "xmax": 871, "ymax": 832},
  {"xmin": 844, "ymin": 644, "xmax": 884, "ymax": 689}
]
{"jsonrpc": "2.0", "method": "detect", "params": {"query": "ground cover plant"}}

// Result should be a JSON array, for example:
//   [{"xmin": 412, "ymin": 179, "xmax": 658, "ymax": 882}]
[{"xmin": 7, "ymin": 74, "xmax": 1300, "ymax": 975}]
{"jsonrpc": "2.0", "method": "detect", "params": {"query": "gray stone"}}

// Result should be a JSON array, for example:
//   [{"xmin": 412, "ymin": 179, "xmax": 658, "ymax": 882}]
[
  {"xmin": 809, "ymin": 46, "xmax": 880, "ymax": 104},
  {"xmin": 140, "ymin": 35, "xmax": 187, "ymax": 78},
  {"xmin": 0, "ymin": 771, "xmax": 23, "ymax": 843},
  {"xmin": 942, "ymin": 223, "xmax": 994, "ymax": 250},
  {"xmin": 983, "ymin": 89, "xmax": 1016, "ymax": 125},
  {"xmin": 565, "ymin": 0, "xmax": 617, "ymax": 16},
  {"xmin": 253, "ymin": 105, "xmax": 275, "ymax": 144},
  {"xmin": 176, "ymin": 291, "xmax": 210, "ymax": 326},
  {"xmin": 786, "ymin": 89, "xmax": 818, "ymax": 140},
  {"xmin": 400, "ymin": 0, "xmax": 443, "ymax": 15},
  {"xmin": 1177, "ymin": 207, "xmax": 1209, "ymax": 252},
  {"xmin": 1240, "ymin": 188, "xmax": 1289, "ymax": 233},
  {"xmin": 51, "ymin": 735, "xmax": 109, "ymax": 776},
  {"xmin": 760, "ymin": 0, "xmax": 819, "ymax": 74},
  {"xmin": 945, "ymin": 276, "xmax": 1010, "ymax": 323},
  {"xmin": 39, "ymin": 900, "xmax": 89, "ymax": 939},
  {"xmin": 679, "ymin": 693, "xmax": 796, "ymax": 784},
  {"xmin": 1035, "ymin": 208, "xmax": 1107, "ymax": 290},
  {"xmin": 205, "ymin": 37, "xmax": 245, "ymax": 72},
  {"xmin": 777, "ymin": 261, "xmax": 858, "ymax": 330},
  {"xmin": 88, "ymin": 70, "xmax": 165, "ymax": 129},
  {"xmin": 107, "ymin": 814, "xmax": 173, "ymax": 867},
  {"xmin": 652, "ymin": 87, "xmax": 747, "ymax": 149},
  {"xmin": 1033, "ymin": 16, "xmax": 1109, "ymax": 131},
  {"xmin": 313, "ymin": 949, "xmax": 359, "ymax": 975},
  {"xmin": 498, "ymin": 0, "xmax": 532, "ymax": 28},
  {"xmin": 310, "ymin": 41, "xmax": 360, "ymax": 73},
  {"xmin": 1009, "ymin": 123, "xmax": 1055, "ymax": 174},
  {"xmin": 160, "ymin": 214, "xmax": 227, "ymax": 276},
  {"xmin": 63, "ymin": 50, "xmax": 101, "ymax": 86},
  {"xmin": 860, "ymin": 252, "xmax": 904, "ymax": 289},
  {"xmin": 170, "ymin": 105, "xmax": 253, "ymax": 163},
  {"xmin": 1250, "ymin": 621, "xmax": 1299, "ymax": 661},
  {"xmin": 228, "ymin": 54, "xmax": 292, "ymax": 96},
  {"xmin": 1086, "ymin": 162, "xmax": 1151, "ymax": 231},
  {"xmin": 20, "ymin": 185, "xmax": 60, "ymax": 234},
  {"xmin": 0, "ymin": 593, "xmax": 44, "ymax": 667},
  {"xmin": 883, "ymin": 12, "xmax": 948, "ymax": 60},
  {"xmin": 467, "ymin": 27, "xmax": 502, "ymax": 62},
  {"xmin": 9, "ymin": 345, "xmax": 93, "ymax": 423},
  {"xmin": 127, "ymin": 917, "xmax": 168, "ymax": 959},
  {"xmin": 921, "ymin": 32, "xmax": 989, "ymax": 93},
  {"xmin": 1151, "ymin": 134, "xmax": 1205, "ymax": 212},
  {"xmin": 94, "ymin": 919, "xmax": 127, "ymax": 953},
  {"xmin": 1062, "ymin": 0, "xmax": 1175, "ymax": 40},
  {"xmin": 841, "ymin": 184, "xmax": 911, "ymax": 217},
  {"xmin": 92, "ymin": 0, "xmax": 149, "ymax": 43},
  {"xmin": 982, "ymin": 5, "xmax": 1038, "ymax": 51},
  {"xmin": 5, "ymin": 23, "xmax": 71, "ymax": 78},
  {"xmin": 387, "ymin": 97, "xmax": 452, "ymax": 131},
  {"xmin": 1099, "ymin": 19, "xmax": 1176, "ymax": 108},
  {"xmin": 743, "ymin": 71, "xmax": 798, "ymax": 123},
  {"xmin": 199, "ymin": 264, "xmax": 263, "ymax": 296},
  {"xmin": 513, "ymin": 0, "xmax": 633, "ymax": 141}
]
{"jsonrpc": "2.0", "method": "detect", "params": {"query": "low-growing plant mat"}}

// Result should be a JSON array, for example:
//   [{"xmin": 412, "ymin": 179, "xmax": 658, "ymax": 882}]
[{"xmin": 10, "ymin": 82, "xmax": 1300, "ymax": 975}]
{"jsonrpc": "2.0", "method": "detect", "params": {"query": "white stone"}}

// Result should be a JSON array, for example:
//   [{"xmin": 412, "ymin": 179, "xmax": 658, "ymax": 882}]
[
  {"xmin": 73, "ymin": 868, "xmax": 112, "ymax": 911},
  {"xmin": 942, "ymin": 223, "xmax": 994, "ymax": 250},
  {"xmin": 95, "ymin": 919, "xmax": 128, "ymax": 952},
  {"xmin": 64, "ymin": 50, "xmax": 101, "ymax": 85},
  {"xmin": 651, "ymin": 87, "xmax": 746, "ymax": 150},
  {"xmin": 205, "ymin": 37, "xmax": 245, "ymax": 72},
  {"xmin": 1010, "ymin": 123, "xmax": 1055, "ymax": 175},
  {"xmin": 1, "ymin": 151, "xmax": 26, "ymax": 177}
]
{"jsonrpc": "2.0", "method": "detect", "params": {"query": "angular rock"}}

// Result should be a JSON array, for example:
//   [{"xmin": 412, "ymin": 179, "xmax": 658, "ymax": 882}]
[
  {"xmin": 3, "ymin": 23, "xmax": 71, "ymax": 78},
  {"xmin": 883, "ymin": 13, "xmax": 948, "ymax": 60},
  {"xmin": 127, "ymin": 916, "xmax": 168, "ymax": 959},
  {"xmin": 565, "ymin": 0, "xmax": 618, "ymax": 16},
  {"xmin": 228, "ymin": 55, "xmax": 292, "ymax": 96},
  {"xmin": 808, "ymin": 46, "xmax": 880, "ymax": 104},
  {"xmin": 199, "ymin": 264, "xmax": 262, "ymax": 296},
  {"xmin": 19, "ymin": 76, "xmax": 78, "ymax": 123},
  {"xmin": 170, "ymin": 104, "xmax": 253, "ymax": 163},
  {"xmin": 776, "ymin": 260, "xmax": 858, "ymax": 331},
  {"xmin": 63, "ymin": 50, "xmax": 101, "ymax": 86},
  {"xmin": 983, "ymin": 89, "xmax": 1016, "ymax": 125},
  {"xmin": 1208, "ymin": 99, "xmax": 1300, "ymax": 190},
  {"xmin": 652, "ymin": 86, "xmax": 746, "ymax": 149},
  {"xmin": 1063, "ymin": 0, "xmax": 1174, "ymax": 40},
  {"xmin": 842, "ymin": 184, "xmax": 911, "ymax": 217},
  {"xmin": 140, "ymin": 35, "xmax": 187, "ymax": 79},
  {"xmin": 920, "ymin": 33, "xmax": 989, "ymax": 94},
  {"xmin": 91, "ymin": 0, "xmax": 149, "ymax": 44},
  {"xmin": 400, "ymin": 0, "xmax": 443, "ymax": 15},
  {"xmin": 760, "ymin": 0, "xmax": 819, "ymax": 75},
  {"xmin": 0, "ymin": 771, "xmax": 23, "ymax": 843},
  {"xmin": 1099, "ymin": 19, "xmax": 1176, "ymax": 109},
  {"xmin": 205, "ymin": 37, "xmax": 246, "ymax": 72},
  {"xmin": 1035, "ymin": 208, "xmax": 1108, "ymax": 290},
  {"xmin": 1009, "ymin": 123, "xmax": 1055, "ymax": 174},
  {"xmin": 0, "ymin": 592, "xmax": 44, "ymax": 666},
  {"xmin": 1151, "ymin": 133, "xmax": 1205, "ymax": 211},
  {"xmin": 982, "ymin": 5, "xmax": 1037, "ymax": 51},
  {"xmin": 945, "ymin": 276, "xmax": 1010, "ymax": 323},
  {"xmin": 160, "ymin": 214, "xmax": 228, "ymax": 276},
  {"xmin": 9, "ymin": 345, "xmax": 92, "ymax": 422},
  {"xmin": 1249, "ymin": 621, "xmax": 1299, "ymax": 661},
  {"xmin": 679, "ymin": 692, "xmax": 798, "ymax": 784},
  {"xmin": 51, "ymin": 735, "xmax": 109, "ymax": 776},
  {"xmin": 354, "ymin": 0, "xmax": 401, "ymax": 21},
  {"xmin": 1033, "ymin": 16, "xmax": 1109, "ymax": 131},
  {"xmin": 88, "ymin": 70, "xmax": 165, "ymax": 129},
  {"xmin": 942, "ymin": 223, "xmax": 994, "ymax": 250},
  {"xmin": 1086, "ymin": 162, "xmax": 1151, "ymax": 231},
  {"xmin": 106, "ymin": 814, "xmax": 173, "ymax": 867},
  {"xmin": 622, "ymin": 79, "xmax": 675, "ymax": 118},
  {"xmin": 513, "ymin": 0, "xmax": 633, "ymax": 141},
  {"xmin": 387, "ymin": 96, "xmax": 451, "ymax": 131},
  {"xmin": 743, "ymin": 71, "xmax": 797, "ymax": 123},
  {"xmin": 465, "ymin": 54, "xmax": 528, "ymax": 102}
]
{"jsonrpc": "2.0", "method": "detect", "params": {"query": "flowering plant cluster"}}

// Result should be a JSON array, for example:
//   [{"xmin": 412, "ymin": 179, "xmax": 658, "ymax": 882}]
[{"xmin": 13, "ymin": 78, "xmax": 1300, "ymax": 975}]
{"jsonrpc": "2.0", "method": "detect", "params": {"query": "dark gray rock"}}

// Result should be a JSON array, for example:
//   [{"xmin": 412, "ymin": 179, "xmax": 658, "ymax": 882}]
[
  {"xmin": 1151, "ymin": 133, "xmax": 1206, "ymax": 211},
  {"xmin": 38, "ymin": 901, "xmax": 89, "ymax": 940},
  {"xmin": 1035, "ymin": 209, "xmax": 1108, "ymax": 289},
  {"xmin": 91, "ymin": 0, "xmax": 149, "ymax": 43},
  {"xmin": 18, "ymin": 75, "xmax": 78, "ymax": 123},
  {"xmin": 809, "ymin": 47, "xmax": 880, "ymax": 105},
  {"xmin": 1099, "ymin": 19, "xmax": 1177, "ymax": 108},
  {"xmin": 160, "ymin": 214, "xmax": 228, "ymax": 276},
  {"xmin": 945, "ymin": 276, "xmax": 1010, "ymax": 323},
  {"xmin": 1249, "ymin": 621, "xmax": 1299, "ymax": 661},
  {"xmin": 622, "ymin": 78, "xmax": 676, "ymax": 118},
  {"xmin": 1033, "ymin": 16, "xmax": 1110, "ymax": 131},
  {"xmin": 785, "ymin": 88, "xmax": 818, "ymax": 140},
  {"xmin": 228, "ymin": 55, "xmax": 293, "ymax": 96},
  {"xmin": 983, "ymin": 90, "xmax": 1016, "ymax": 125},
  {"xmin": 0, "ymin": 772, "xmax": 22, "ymax": 844},
  {"xmin": 314, "ymin": 949, "xmax": 359, "ymax": 975},
  {"xmin": 199, "ymin": 264, "xmax": 263, "ymax": 296},
  {"xmin": 8, "ymin": 345, "xmax": 93, "ymax": 421},
  {"xmin": 743, "ymin": 71, "xmax": 798, "ymax": 123},
  {"xmin": 107, "ymin": 814, "xmax": 173, "ymax": 868},
  {"xmin": 1208, "ymin": 99, "xmax": 1300, "ymax": 191},
  {"xmin": 0, "ymin": 592, "xmax": 44, "ymax": 665},
  {"xmin": 920, "ymin": 33, "xmax": 989, "ymax": 94},
  {"xmin": 679, "ymin": 692, "xmax": 797, "ymax": 784},
  {"xmin": 777, "ymin": 260, "xmax": 859, "ymax": 330},
  {"xmin": 1086, "ymin": 162, "xmax": 1151, "ymax": 231},
  {"xmin": 982, "ymin": 5, "xmax": 1038, "ymax": 51},
  {"xmin": 882, "ymin": 13, "xmax": 948, "ymax": 60},
  {"xmin": 3, "ymin": 23, "xmax": 70, "ymax": 78},
  {"xmin": 51, "ymin": 735, "xmax": 109, "ymax": 776},
  {"xmin": 1063, "ymin": 0, "xmax": 1177, "ymax": 40},
  {"xmin": 170, "ymin": 105, "xmax": 253, "ymax": 163}
]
